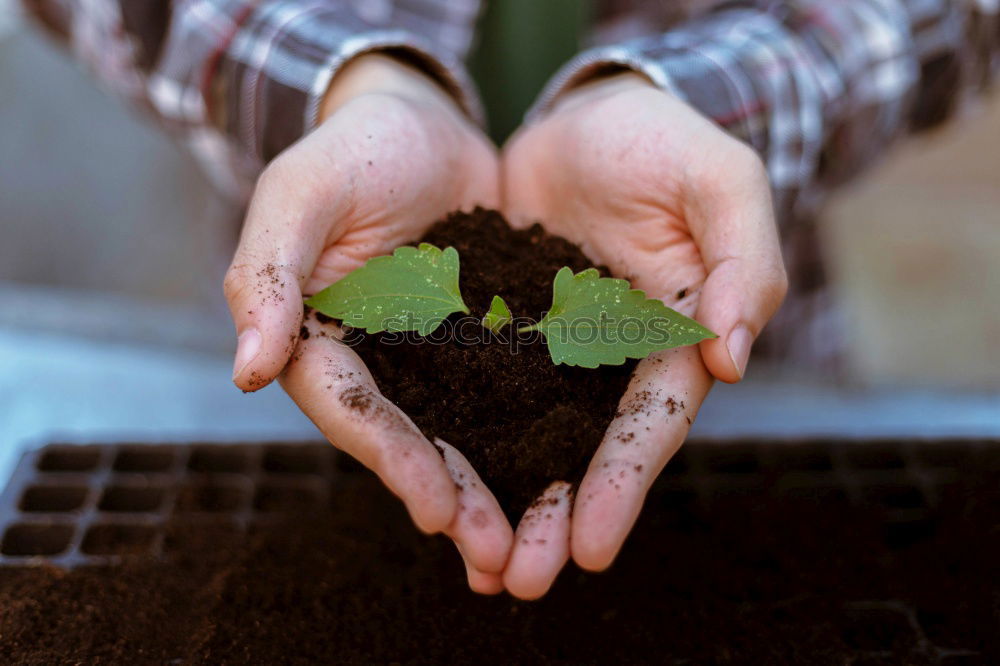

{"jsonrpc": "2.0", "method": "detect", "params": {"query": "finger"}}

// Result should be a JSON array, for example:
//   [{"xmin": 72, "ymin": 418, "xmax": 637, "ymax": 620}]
[
  {"xmin": 225, "ymin": 156, "xmax": 342, "ymax": 392},
  {"xmin": 502, "ymin": 482, "xmax": 573, "ymax": 601},
  {"xmin": 684, "ymin": 144, "xmax": 788, "ymax": 383},
  {"xmin": 435, "ymin": 438, "xmax": 513, "ymax": 574},
  {"xmin": 572, "ymin": 345, "xmax": 712, "ymax": 571},
  {"xmin": 280, "ymin": 326, "xmax": 456, "ymax": 533},
  {"xmin": 456, "ymin": 545, "xmax": 505, "ymax": 595}
]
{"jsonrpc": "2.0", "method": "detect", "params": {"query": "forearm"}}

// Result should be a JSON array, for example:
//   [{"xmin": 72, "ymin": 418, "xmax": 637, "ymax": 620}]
[{"xmin": 532, "ymin": 1, "xmax": 997, "ymax": 219}]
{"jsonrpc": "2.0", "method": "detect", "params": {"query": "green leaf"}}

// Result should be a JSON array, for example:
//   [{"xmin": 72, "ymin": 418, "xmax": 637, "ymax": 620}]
[
  {"xmin": 482, "ymin": 295, "xmax": 512, "ymax": 333},
  {"xmin": 305, "ymin": 243, "xmax": 469, "ymax": 336},
  {"xmin": 520, "ymin": 267, "xmax": 717, "ymax": 368}
]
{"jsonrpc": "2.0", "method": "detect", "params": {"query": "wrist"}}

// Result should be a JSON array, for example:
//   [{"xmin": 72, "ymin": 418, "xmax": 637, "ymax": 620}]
[
  {"xmin": 319, "ymin": 52, "xmax": 462, "ymax": 122},
  {"xmin": 549, "ymin": 70, "xmax": 658, "ymax": 117}
]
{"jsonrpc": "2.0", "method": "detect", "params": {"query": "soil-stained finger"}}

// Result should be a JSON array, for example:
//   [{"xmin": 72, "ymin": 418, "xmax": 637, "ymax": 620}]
[
  {"xmin": 280, "ymin": 327, "xmax": 457, "ymax": 534},
  {"xmin": 572, "ymin": 346, "xmax": 712, "ymax": 571},
  {"xmin": 502, "ymin": 481, "xmax": 573, "ymax": 601},
  {"xmin": 435, "ymin": 438, "xmax": 513, "ymax": 574}
]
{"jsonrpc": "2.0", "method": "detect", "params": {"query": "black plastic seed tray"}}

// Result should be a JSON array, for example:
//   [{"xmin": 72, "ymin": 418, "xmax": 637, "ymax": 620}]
[
  {"xmin": 1, "ymin": 439, "xmax": 996, "ymax": 662},
  {"xmin": 1, "ymin": 438, "xmax": 994, "ymax": 567},
  {"xmin": 0, "ymin": 443, "xmax": 337, "ymax": 567}
]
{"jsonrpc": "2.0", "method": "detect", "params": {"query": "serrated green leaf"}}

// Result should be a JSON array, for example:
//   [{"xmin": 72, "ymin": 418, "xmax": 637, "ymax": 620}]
[
  {"xmin": 482, "ymin": 295, "xmax": 512, "ymax": 333},
  {"xmin": 305, "ymin": 243, "xmax": 469, "ymax": 335},
  {"xmin": 520, "ymin": 267, "xmax": 717, "ymax": 368}
]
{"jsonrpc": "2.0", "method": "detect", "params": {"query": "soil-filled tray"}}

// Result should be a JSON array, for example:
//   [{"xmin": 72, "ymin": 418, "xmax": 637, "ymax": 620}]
[{"xmin": 1, "ymin": 439, "xmax": 997, "ymax": 664}]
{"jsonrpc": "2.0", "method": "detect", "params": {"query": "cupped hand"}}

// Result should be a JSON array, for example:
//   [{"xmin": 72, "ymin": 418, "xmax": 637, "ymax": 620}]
[
  {"xmin": 223, "ymin": 54, "xmax": 510, "ymax": 594},
  {"xmin": 500, "ymin": 72, "xmax": 787, "ymax": 599}
]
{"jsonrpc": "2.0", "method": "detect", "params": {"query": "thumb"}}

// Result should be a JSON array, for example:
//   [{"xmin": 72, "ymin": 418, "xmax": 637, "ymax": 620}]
[
  {"xmin": 224, "ymin": 162, "xmax": 329, "ymax": 392},
  {"xmin": 695, "ymin": 256, "xmax": 787, "ymax": 383},
  {"xmin": 688, "ymin": 146, "xmax": 787, "ymax": 383},
  {"xmin": 225, "ymin": 261, "xmax": 308, "ymax": 392}
]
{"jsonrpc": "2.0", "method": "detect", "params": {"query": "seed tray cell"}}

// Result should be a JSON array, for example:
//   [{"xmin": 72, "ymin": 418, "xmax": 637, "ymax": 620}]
[
  {"xmin": 20, "ymin": 484, "xmax": 89, "ymax": 513},
  {"xmin": 37, "ymin": 446, "xmax": 103, "ymax": 473},
  {"xmin": 112, "ymin": 446, "xmax": 177, "ymax": 473}
]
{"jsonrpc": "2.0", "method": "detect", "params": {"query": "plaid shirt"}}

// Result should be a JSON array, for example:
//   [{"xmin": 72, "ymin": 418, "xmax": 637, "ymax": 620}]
[{"xmin": 23, "ymin": 0, "xmax": 998, "ymax": 210}]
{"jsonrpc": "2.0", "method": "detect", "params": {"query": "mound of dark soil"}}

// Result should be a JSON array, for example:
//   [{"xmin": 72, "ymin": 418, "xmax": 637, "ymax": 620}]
[{"xmin": 343, "ymin": 208, "xmax": 635, "ymax": 517}]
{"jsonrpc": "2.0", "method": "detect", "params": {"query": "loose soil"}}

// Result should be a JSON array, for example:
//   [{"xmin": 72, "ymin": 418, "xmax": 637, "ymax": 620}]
[
  {"xmin": 328, "ymin": 208, "xmax": 636, "ymax": 518},
  {"xmin": 2, "ymin": 462, "xmax": 998, "ymax": 663}
]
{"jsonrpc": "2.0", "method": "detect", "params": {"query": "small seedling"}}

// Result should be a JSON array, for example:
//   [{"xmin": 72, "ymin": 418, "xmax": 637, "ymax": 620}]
[
  {"xmin": 307, "ymin": 244, "xmax": 715, "ymax": 367},
  {"xmin": 482, "ymin": 295, "xmax": 512, "ymax": 333}
]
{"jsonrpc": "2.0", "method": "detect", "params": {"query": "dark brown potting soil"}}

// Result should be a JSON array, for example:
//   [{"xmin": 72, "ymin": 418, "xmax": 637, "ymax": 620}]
[
  {"xmin": 330, "ymin": 208, "xmax": 636, "ymax": 518},
  {"xmin": 2, "ymin": 462, "xmax": 998, "ymax": 664}
]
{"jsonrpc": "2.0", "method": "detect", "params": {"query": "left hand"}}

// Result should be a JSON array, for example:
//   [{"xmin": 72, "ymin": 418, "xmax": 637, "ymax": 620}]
[
  {"xmin": 223, "ymin": 54, "xmax": 510, "ymax": 594},
  {"xmin": 499, "ymin": 72, "xmax": 787, "ymax": 599}
]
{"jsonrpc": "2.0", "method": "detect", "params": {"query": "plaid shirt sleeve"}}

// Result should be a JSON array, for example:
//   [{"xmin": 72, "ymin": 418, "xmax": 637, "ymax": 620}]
[
  {"xmin": 531, "ymin": 0, "xmax": 999, "ymax": 219},
  {"xmin": 22, "ymin": 0, "xmax": 483, "ymax": 198}
]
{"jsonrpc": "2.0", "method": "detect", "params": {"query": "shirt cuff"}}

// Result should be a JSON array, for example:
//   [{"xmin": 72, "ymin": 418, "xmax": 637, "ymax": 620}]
[{"xmin": 212, "ymin": 2, "xmax": 483, "ymax": 166}]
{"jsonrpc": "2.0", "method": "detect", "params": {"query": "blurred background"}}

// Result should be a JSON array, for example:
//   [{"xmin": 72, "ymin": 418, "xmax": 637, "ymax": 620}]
[{"xmin": 1, "ymin": 1, "xmax": 998, "ymax": 486}]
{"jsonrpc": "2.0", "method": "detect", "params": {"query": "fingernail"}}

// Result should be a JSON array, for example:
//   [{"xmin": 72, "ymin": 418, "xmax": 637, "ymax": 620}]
[
  {"xmin": 232, "ymin": 328, "xmax": 262, "ymax": 381},
  {"xmin": 727, "ymin": 325, "xmax": 753, "ymax": 379}
]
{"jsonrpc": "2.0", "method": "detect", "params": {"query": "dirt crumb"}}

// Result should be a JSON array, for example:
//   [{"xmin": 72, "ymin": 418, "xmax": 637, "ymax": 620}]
[{"xmin": 340, "ymin": 385, "xmax": 374, "ymax": 414}]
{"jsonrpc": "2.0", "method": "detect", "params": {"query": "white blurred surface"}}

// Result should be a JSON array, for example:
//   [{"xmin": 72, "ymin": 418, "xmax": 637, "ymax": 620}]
[
  {"xmin": 0, "ymin": 325, "xmax": 319, "ymax": 488},
  {"xmin": 0, "ymin": 21, "xmax": 232, "ymax": 310},
  {"xmin": 0, "ymin": 2, "xmax": 20, "ymax": 41}
]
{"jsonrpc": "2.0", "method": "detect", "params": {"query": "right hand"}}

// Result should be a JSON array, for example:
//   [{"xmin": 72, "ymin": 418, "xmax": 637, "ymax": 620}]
[
  {"xmin": 498, "ymin": 72, "xmax": 786, "ymax": 599},
  {"xmin": 223, "ymin": 54, "xmax": 511, "ymax": 594}
]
